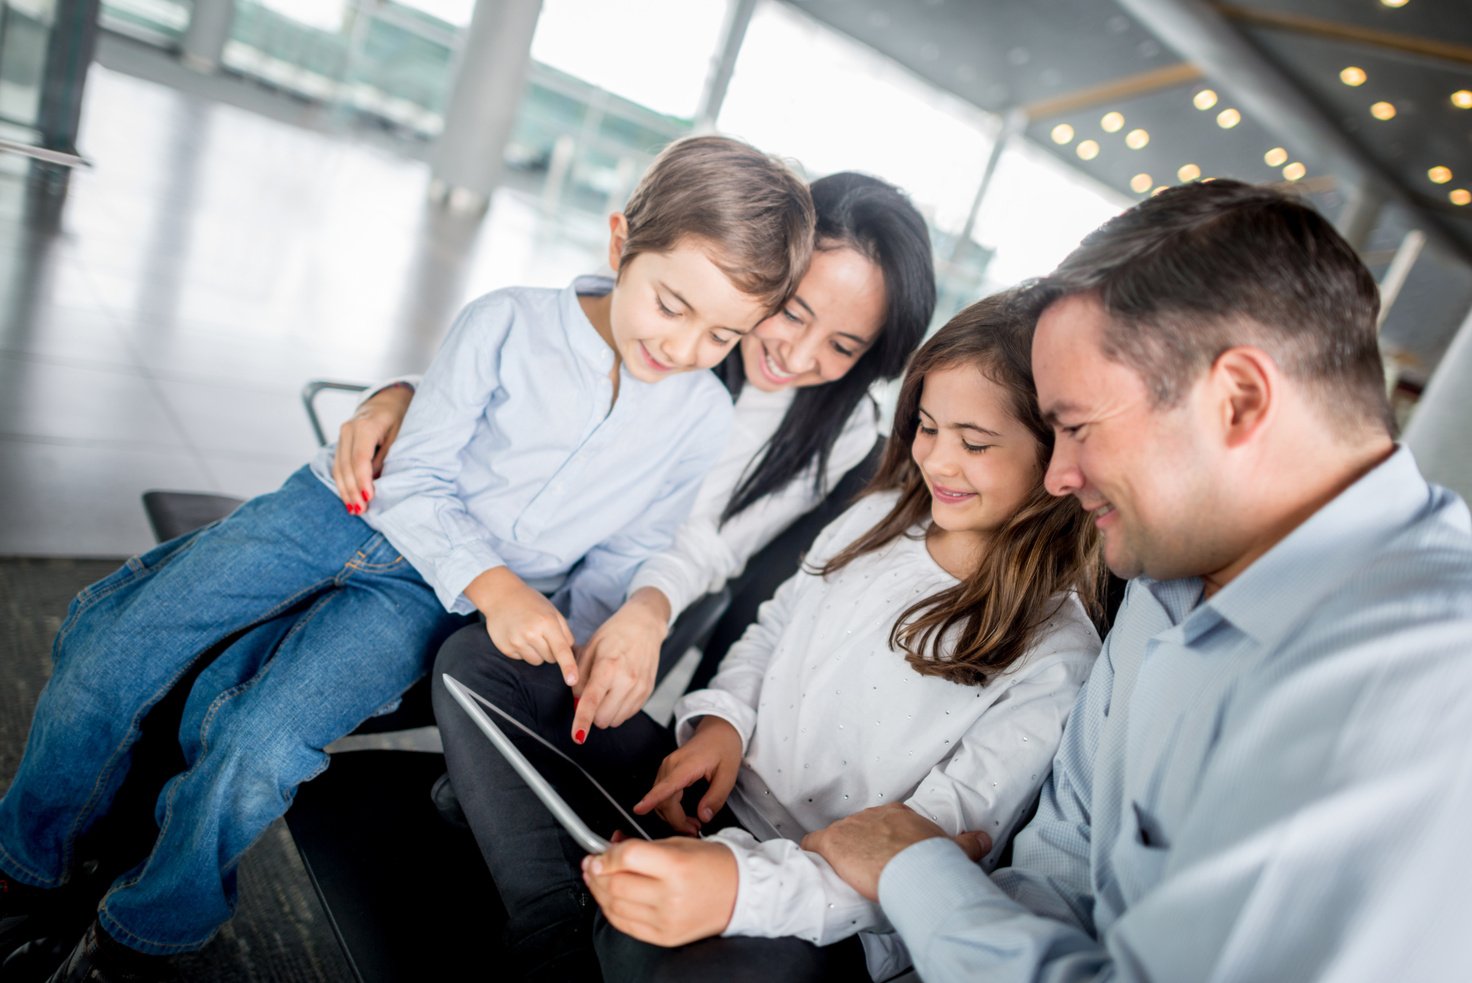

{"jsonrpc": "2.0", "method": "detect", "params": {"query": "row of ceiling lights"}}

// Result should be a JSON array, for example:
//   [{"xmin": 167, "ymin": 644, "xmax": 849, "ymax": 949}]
[
  {"xmin": 1337, "ymin": 66, "xmax": 1471, "ymax": 205},
  {"xmin": 1048, "ymin": 80, "xmax": 1471, "ymax": 206},
  {"xmin": 1047, "ymin": 88, "xmax": 1309, "ymax": 195}
]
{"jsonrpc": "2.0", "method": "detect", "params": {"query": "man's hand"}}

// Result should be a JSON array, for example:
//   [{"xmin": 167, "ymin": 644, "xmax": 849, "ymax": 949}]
[
  {"xmin": 582, "ymin": 838, "xmax": 738, "ymax": 947},
  {"xmin": 569, "ymin": 589, "xmax": 671, "ymax": 744},
  {"xmin": 802, "ymin": 803, "xmax": 991, "ymax": 901},
  {"xmin": 331, "ymin": 383, "xmax": 413, "ymax": 512},
  {"xmin": 633, "ymin": 717, "xmax": 742, "ymax": 835},
  {"xmin": 465, "ymin": 567, "xmax": 579, "ymax": 689}
]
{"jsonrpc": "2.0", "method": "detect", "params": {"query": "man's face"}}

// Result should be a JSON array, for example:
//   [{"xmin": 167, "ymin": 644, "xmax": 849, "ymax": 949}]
[{"xmin": 1032, "ymin": 294, "xmax": 1228, "ymax": 582}]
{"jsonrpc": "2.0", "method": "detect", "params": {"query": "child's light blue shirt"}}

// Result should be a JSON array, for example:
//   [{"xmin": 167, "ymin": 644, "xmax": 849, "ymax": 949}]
[{"xmin": 310, "ymin": 275, "xmax": 733, "ymax": 643}]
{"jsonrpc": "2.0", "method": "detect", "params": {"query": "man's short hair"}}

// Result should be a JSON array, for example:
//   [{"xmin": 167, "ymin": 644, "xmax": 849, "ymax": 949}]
[
  {"xmin": 1031, "ymin": 179, "xmax": 1393, "ymax": 435},
  {"xmin": 620, "ymin": 135, "xmax": 814, "ymax": 314}
]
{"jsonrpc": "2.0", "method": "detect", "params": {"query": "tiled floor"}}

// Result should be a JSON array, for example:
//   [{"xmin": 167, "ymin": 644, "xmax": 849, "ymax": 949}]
[{"xmin": 0, "ymin": 55, "xmax": 606, "ymax": 557}]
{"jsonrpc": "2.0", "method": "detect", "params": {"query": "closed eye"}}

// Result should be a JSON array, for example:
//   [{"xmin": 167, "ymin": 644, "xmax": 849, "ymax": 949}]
[{"xmin": 656, "ymin": 297, "xmax": 680, "ymax": 318}]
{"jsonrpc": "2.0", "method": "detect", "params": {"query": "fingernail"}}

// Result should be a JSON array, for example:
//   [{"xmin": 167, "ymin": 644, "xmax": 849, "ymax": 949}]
[
  {"xmin": 361, "ymin": 490, "xmax": 369, "ymax": 503},
  {"xmin": 589, "ymin": 858, "xmax": 603, "ymax": 874},
  {"xmin": 574, "ymin": 729, "xmax": 586, "ymax": 744},
  {"xmin": 700, "ymin": 807, "xmax": 713, "ymax": 822}
]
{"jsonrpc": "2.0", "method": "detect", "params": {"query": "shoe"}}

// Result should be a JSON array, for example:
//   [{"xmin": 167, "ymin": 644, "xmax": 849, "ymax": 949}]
[
  {"xmin": 44, "ymin": 920, "xmax": 177, "ymax": 983},
  {"xmin": 0, "ymin": 862, "xmax": 106, "ymax": 978},
  {"xmin": 431, "ymin": 772, "xmax": 469, "ymax": 829}
]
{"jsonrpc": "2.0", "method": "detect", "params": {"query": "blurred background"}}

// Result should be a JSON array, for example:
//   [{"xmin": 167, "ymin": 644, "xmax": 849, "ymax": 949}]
[{"xmin": 1, "ymin": 0, "xmax": 1470, "ymax": 558}]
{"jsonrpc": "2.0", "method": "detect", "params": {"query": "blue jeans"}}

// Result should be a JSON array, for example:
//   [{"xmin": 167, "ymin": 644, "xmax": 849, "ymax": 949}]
[{"xmin": 0, "ymin": 466, "xmax": 467, "ymax": 954}]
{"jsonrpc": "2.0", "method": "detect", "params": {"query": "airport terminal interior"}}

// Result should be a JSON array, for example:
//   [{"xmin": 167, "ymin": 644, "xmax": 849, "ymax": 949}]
[{"xmin": 2, "ymin": 0, "xmax": 1470, "ymax": 979}]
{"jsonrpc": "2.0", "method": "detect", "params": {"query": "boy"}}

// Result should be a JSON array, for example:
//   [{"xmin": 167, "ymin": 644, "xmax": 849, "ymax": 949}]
[{"xmin": 0, "ymin": 135, "xmax": 813, "ymax": 981}]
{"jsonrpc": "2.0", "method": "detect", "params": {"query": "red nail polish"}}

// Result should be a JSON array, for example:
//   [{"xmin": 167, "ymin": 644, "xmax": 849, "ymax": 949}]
[
  {"xmin": 574, "ymin": 729, "xmax": 586, "ymax": 744},
  {"xmin": 361, "ymin": 490, "xmax": 369, "ymax": 503}
]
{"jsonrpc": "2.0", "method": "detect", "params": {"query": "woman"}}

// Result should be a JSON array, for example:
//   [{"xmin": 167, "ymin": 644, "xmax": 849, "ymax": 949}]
[{"xmin": 335, "ymin": 171, "xmax": 937, "ymax": 739}]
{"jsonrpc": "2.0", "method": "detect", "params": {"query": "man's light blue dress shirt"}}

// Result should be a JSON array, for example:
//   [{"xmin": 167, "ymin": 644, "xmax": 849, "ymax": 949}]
[
  {"xmin": 311, "ymin": 276, "xmax": 732, "ymax": 643},
  {"xmin": 879, "ymin": 446, "xmax": 1472, "ymax": 981}
]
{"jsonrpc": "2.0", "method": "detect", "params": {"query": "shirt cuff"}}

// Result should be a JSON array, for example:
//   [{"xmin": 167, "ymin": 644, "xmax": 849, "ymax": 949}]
[
  {"xmin": 672, "ymin": 689, "xmax": 757, "ymax": 751},
  {"xmin": 878, "ymin": 837, "xmax": 1005, "ymax": 947},
  {"xmin": 628, "ymin": 562, "xmax": 695, "ymax": 625}
]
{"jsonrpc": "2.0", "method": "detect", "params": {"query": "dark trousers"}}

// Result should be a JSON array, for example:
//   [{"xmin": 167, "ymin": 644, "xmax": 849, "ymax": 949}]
[{"xmin": 430, "ymin": 624, "xmax": 869, "ymax": 982}]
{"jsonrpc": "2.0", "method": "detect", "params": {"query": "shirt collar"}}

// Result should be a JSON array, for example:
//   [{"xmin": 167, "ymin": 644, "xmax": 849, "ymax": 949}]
[
  {"xmin": 563, "ymin": 275, "xmax": 617, "ymax": 373},
  {"xmin": 1201, "ymin": 445, "xmax": 1431, "ymax": 649}
]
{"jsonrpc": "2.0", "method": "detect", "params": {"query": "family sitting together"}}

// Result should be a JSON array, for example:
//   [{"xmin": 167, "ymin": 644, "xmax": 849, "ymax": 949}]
[{"xmin": 2, "ymin": 133, "xmax": 1468, "ymax": 983}]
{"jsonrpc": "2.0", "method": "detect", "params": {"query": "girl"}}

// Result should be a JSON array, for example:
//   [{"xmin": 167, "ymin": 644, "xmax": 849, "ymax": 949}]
[
  {"xmin": 431, "ymin": 291, "xmax": 1105, "ymax": 981},
  {"xmin": 338, "ymin": 172, "xmax": 936, "ymax": 739}
]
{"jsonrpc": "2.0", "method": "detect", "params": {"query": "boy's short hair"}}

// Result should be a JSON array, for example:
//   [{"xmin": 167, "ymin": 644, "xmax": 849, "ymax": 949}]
[
  {"xmin": 619, "ymin": 135, "xmax": 815, "ymax": 313},
  {"xmin": 1028, "ymin": 179, "xmax": 1393, "ymax": 436}
]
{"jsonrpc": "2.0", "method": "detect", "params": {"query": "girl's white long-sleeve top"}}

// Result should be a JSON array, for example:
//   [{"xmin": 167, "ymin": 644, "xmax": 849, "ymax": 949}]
[{"xmin": 671, "ymin": 490, "xmax": 1101, "ymax": 979}]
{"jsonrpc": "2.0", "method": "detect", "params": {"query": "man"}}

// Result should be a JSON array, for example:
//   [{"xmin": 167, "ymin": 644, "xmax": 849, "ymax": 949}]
[{"xmin": 805, "ymin": 179, "xmax": 1472, "ymax": 980}]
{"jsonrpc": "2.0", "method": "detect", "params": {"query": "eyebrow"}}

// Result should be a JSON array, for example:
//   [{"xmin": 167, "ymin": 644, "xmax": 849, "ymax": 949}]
[
  {"xmin": 1041, "ymin": 401, "xmax": 1087, "ymax": 427},
  {"xmin": 789, "ymin": 295, "xmax": 871, "ymax": 347},
  {"xmin": 660, "ymin": 281, "xmax": 751, "ymax": 335},
  {"xmin": 917, "ymin": 404, "xmax": 1002, "ymax": 438}
]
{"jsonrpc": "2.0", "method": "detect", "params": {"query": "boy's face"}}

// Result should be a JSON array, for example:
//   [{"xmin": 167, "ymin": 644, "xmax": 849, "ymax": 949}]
[{"xmin": 605, "ymin": 219, "xmax": 769, "ymax": 383}]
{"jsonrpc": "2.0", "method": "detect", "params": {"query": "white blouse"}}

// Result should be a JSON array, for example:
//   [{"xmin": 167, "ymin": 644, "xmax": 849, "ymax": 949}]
[
  {"xmin": 671, "ymin": 490, "xmax": 1100, "ymax": 979},
  {"xmin": 627, "ymin": 382, "xmax": 880, "ymax": 618}
]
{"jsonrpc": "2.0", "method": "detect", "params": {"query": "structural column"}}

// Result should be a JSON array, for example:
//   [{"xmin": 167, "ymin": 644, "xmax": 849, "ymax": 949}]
[
  {"xmin": 180, "ymin": 0, "xmax": 236, "ymax": 73},
  {"xmin": 430, "ymin": 0, "xmax": 544, "ymax": 210},
  {"xmin": 1405, "ymin": 304, "xmax": 1472, "ymax": 505}
]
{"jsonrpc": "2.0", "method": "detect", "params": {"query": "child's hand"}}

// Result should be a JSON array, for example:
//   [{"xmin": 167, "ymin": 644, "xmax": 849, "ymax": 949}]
[
  {"xmin": 633, "ymin": 716, "xmax": 742, "ymax": 835},
  {"xmin": 581, "ymin": 838, "xmax": 737, "ymax": 946},
  {"xmin": 331, "ymin": 383, "xmax": 413, "ymax": 512},
  {"xmin": 569, "ymin": 589, "xmax": 670, "ymax": 743},
  {"xmin": 466, "ymin": 567, "xmax": 578, "ymax": 686}
]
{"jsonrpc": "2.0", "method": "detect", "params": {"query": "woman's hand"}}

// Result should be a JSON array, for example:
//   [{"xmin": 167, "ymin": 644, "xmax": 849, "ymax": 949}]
[
  {"xmin": 582, "ymin": 838, "xmax": 738, "ymax": 947},
  {"xmin": 331, "ymin": 382, "xmax": 414, "ymax": 512},
  {"xmin": 465, "ymin": 566, "xmax": 578, "ymax": 689},
  {"xmin": 569, "ymin": 588, "xmax": 671, "ymax": 743},
  {"xmin": 633, "ymin": 716, "xmax": 742, "ymax": 835}
]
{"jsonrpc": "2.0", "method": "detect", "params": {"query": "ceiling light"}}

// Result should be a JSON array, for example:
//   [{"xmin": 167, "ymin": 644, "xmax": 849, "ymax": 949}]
[
  {"xmin": 1370, "ymin": 101, "xmax": 1397, "ymax": 121},
  {"xmin": 1051, "ymin": 123, "xmax": 1075, "ymax": 144},
  {"xmin": 1283, "ymin": 161, "xmax": 1307, "ymax": 181},
  {"xmin": 1151, "ymin": 186, "xmax": 1168, "ymax": 196},
  {"xmin": 1428, "ymin": 166, "xmax": 1453, "ymax": 184},
  {"xmin": 1076, "ymin": 139, "xmax": 1100, "ymax": 161},
  {"xmin": 1451, "ymin": 189, "xmax": 1471, "ymax": 206},
  {"xmin": 1125, "ymin": 128, "xmax": 1150, "ymax": 149},
  {"xmin": 1216, "ymin": 108, "xmax": 1241, "ymax": 129},
  {"xmin": 1193, "ymin": 89, "xmax": 1218, "ymax": 111},
  {"xmin": 1452, "ymin": 90, "xmax": 1472, "ymax": 109},
  {"xmin": 1178, "ymin": 163, "xmax": 1202, "ymax": 182},
  {"xmin": 1264, "ymin": 147, "xmax": 1289, "ymax": 167},
  {"xmin": 1130, "ymin": 173, "xmax": 1153, "ymax": 193},
  {"xmin": 1380, "ymin": 0, "xmax": 1408, "ymax": 7},
  {"xmin": 1339, "ymin": 67, "xmax": 1367, "ymax": 87},
  {"xmin": 1101, "ymin": 111, "xmax": 1125, "ymax": 133}
]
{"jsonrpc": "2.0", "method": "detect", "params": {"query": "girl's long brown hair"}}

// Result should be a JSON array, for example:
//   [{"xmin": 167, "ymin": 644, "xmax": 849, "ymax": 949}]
[{"xmin": 821, "ymin": 291, "xmax": 1104, "ymax": 686}]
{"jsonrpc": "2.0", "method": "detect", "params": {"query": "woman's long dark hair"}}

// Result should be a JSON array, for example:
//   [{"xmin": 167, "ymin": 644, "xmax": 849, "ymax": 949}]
[
  {"xmin": 719, "ymin": 172, "xmax": 936, "ymax": 523},
  {"xmin": 821, "ymin": 292, "xmax": 1104, "ymax": 686}
]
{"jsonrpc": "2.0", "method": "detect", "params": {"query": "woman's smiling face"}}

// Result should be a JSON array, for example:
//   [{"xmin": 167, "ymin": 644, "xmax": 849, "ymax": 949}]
[{"xmin": 738, "ymin": 245, "xmax": 887, "ymax": 392}]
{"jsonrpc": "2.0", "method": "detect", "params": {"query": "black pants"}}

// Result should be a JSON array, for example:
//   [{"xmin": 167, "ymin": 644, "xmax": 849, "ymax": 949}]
[{"xmin": 430, "ymin": 624, "xmax": 869, "ymax": 982}]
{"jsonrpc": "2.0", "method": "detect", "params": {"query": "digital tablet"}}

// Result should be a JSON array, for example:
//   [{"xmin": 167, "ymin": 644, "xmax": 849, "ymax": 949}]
[{"xmin": 440, "ymin": 673, "xmax": 653, "ymax": 854}]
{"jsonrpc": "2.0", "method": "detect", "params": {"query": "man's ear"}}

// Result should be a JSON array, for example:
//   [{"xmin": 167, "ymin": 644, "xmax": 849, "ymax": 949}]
[
  {"xmin": 607, "ymin": 213, "xmax": 629, "ymax": 274},
  {"xmin": 1211, "ymin": 346, "xmax": 1276, "ymax": 448}
]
